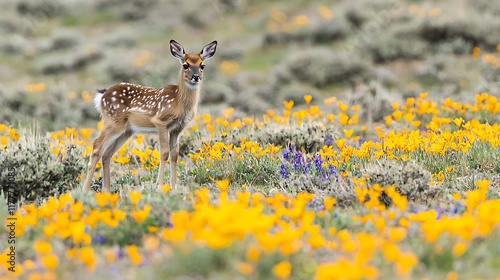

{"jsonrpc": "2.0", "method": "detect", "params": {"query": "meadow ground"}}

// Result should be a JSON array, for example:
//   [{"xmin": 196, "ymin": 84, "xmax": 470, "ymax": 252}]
[{"xmin": 1, "ymin": 92, "xmax": 500, "ymax": 279}]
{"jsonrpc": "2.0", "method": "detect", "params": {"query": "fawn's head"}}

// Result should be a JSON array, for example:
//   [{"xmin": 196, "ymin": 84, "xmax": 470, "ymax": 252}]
[{"xmin": 170, "ymin": 40, "xmax": 217, "ymax": 89}]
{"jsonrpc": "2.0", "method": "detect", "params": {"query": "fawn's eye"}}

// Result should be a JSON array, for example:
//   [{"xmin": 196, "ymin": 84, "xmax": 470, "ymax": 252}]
[
  {"xmin": 200, "ymin": 64, "xmax": 205, "ymax": 70},
  {"xmin": 183, "ymin": 63, "xmax": 189, "ymax": 69}
]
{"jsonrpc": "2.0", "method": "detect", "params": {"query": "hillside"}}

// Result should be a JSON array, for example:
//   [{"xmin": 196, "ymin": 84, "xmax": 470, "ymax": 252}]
[{"xmin": 0, "ymin": 0, "xmax": 499, "ymax": 129}]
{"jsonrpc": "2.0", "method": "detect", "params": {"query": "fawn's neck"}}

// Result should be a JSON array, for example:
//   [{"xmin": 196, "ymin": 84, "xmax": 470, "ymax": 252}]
[{"xmin": 172, "ymin": 68, "xmax": 201, "ymax": 118}]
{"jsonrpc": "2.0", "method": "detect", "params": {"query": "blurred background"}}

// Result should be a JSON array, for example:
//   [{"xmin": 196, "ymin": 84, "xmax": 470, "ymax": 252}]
[{"xmin": 0, "ymin": 0, "xmax": 499, "ymax": 130}]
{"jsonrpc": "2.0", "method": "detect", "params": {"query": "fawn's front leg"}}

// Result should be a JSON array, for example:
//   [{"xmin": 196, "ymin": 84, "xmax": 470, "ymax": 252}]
[
  {"xmin": 169, "ymin": 131, "xmax": 181, "ymax": 189},
  {"xmin": 156, "ymin": 126, "xmax": 170, "ymax": 188}
]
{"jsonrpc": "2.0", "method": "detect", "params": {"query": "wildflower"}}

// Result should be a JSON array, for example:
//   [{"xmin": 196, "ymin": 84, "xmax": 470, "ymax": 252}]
[
  {"xmin": 34, "ymin": 240, "xmax": 52, "ymax": 255},
  {"xmin": 129, "ymin": 191, "xmax": 142, "ymax": 207},
  {"xmin": 304, "ymin": 94, "xmax": 313, "ymax": 105},
  {"xmin": 323, "ymin": 197, "xmax": 336, "ymax": 211},
  {"xmin": 216, "ymin": 178, "xmax": 230, "ymax": 192},
  {"xmin": 70, "ymin": 221, "xmax": 87, "ymax": 243},
  {"xmin": 113, "ymin": 156, "xmax": 130, "ymax": 165},
  {"xmin": 104, "ymin": 249, "xmax": 117, "ymax": 264},
  {"xmin": 283, "ymin": 149, "xmax": 290, "ymax": 160},
  {"xmin": 41, "ymin": 254, "xmax": 58, "ymax": 270},
  {"xmin": 25, "ymin": 83, "xmax": 46, "ymax": 93},
  {"xmin": 280, "ymin": 164, "xmax": 289, "ymax": 179},
  {"xmin": 95, "ymin": 193, "xmax": 109, "ymax": 208},
  {"xmin": 79, "ymin": 128, "xmax": 93, "ymax": 140},
  {"xmin": 126, "ymin": 245, "xmax": 143, "ymax": 265},
  {"xmin": 73, "ymin": 248, "xmax": 92, "ymax": 270},
  {"xmin": 343, "ymin": 128, "xmax": 354, "ymax": 139},
  {"xmin": 237, "ymin": 262, "xmax": 254, "ymax": 275},
  {"xmin": 273, "ymin": 261, "xmax": 292, "ymax": 279},
  {"xmin": 91, "ymin": 233, "xmax": 106, "ymax": 245},
  {"xmin": 472, "ymin": 46, "xmax": 480, "ymax": 59},
  {"xmin": 388, "ymin": 227, "xmax": 407, "ymax": 243},
  {"xmin": 144, "ymin": 236, "xmax": 160, "ymax": 252},
  {"xmin": 246, "ymin": 246, "xmax": 260, "ymax": 262},
  {"xmin": 131, "ymin": 205, "xmax": 151, "ymax": 223},
  {"xmin": 452, "ymin": 242, "xmax": 467, "ymax": 257},
  {"xmin": 284, "ymin": 100, "xmax": 294, "ymax": 110},
  {"xmin": 161, "ymin": 184, "xmax": 171, "ymax": 193},
  {"xmin": 395, "ymin": 252, "xmax": 418, "ymax": 276},
  {"xmin": 382, "ymin": 241, "xmax": 400, "ymax": 262},
  {"xmin": 317, "ymin": 6, "xmax": 332, "ymax": 20},
  {"xmin": 293, "ymin": 15, "xmax": 309, "ymax": 26}
]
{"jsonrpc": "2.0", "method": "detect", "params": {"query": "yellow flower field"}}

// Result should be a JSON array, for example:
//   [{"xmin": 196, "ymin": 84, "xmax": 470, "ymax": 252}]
[{"xmin": 1, "ymin": 93, "xmax": 500, "ymax": 279}]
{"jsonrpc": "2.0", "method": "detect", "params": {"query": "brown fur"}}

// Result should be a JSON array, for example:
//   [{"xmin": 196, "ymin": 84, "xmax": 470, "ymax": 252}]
[{"xmin": 82, "ymin": 40, "xmax": 217, "ymax": 192}]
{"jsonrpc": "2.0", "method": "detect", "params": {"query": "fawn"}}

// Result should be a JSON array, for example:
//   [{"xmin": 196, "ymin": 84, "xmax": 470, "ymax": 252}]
[{"xmin": 82, "ymin": 39, "xmax": 217, "ymax": 192}]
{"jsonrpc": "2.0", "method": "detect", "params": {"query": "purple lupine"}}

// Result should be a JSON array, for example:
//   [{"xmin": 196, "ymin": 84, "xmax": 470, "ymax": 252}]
[
  {"xmin": 280, "ymin": 163, "xmax": 289, "ymax": 179},
  {"xmin": 435, "ymin": 207, "xmax": 442, "ymax": 220},
  {"xmin": 293, "ymin": 151, "xmax": 303, "ymax": 171},
  {"xmin": 283, "ymin": 149, "xmax": 290, "ymax": 161},
  {"xmin": 92, "ymin": 234, "xmax": 106, "ymax": 245},
  {"xmin": 117, "ymin": 248, "xmax": 125, "ymax": 259},
  {"xmin": 303, "ymin": 158, "xmax": 311, "ymax": 174},
  {"xmin": 139, "ymin": 259, "xmax": 149, "ymax": 267},
  {"xmin": 313, "ymin": 154, "xmax": 323, "ymax": 171},
  {"xmin": 327, "ymin": 164, "xmax": 338, "ymax": 182}
]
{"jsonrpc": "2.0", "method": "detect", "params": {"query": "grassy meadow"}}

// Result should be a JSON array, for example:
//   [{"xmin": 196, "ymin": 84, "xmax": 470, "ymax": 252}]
[
  {"xmin": 1, "ymin": 0, "xmax": 500, "ymax": 279},
  {"xmin": 2, "ymin": 93, "xmax": 500, "ymax": 279}
]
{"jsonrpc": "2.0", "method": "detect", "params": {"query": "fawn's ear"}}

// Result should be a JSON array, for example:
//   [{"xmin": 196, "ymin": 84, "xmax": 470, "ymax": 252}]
[
  {"xmin": 170, "ymin": 40, "xmax": 185, "ymax": 60},
  {"xmin": 200, "ymin": 40, "xmax": 217, "ymax": 60}
]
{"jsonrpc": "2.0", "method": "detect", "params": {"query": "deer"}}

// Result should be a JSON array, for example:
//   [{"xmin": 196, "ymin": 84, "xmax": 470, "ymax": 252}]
[{"xmin": 82, "ymin": 39, "xmax": 218, "ymax": 192}]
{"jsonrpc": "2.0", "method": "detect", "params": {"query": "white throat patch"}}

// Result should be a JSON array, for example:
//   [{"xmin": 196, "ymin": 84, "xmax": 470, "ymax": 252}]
[{"xmin": 184, "ymin": 81, "xmax": 200, "ymax": 90}]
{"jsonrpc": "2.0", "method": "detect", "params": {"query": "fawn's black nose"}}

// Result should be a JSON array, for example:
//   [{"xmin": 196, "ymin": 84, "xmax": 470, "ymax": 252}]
[{"xmin": 192, "ymin": 74, "xmax": 200, "ymax": 82}]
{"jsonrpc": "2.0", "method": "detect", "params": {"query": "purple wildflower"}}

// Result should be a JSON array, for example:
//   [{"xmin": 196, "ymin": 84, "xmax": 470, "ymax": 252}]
[
  {"xmin": 300, "ymin": 157, "xmax": 311, "ymax": 174},
  {"xmin": 92, "ymin": 234, "xmax": 106, "ymax": 245},
  {"xmin": 293, "ymin": 151, "xmax": 303, "ymax": 171},
  {"xmin": 117, "ymin": 248, "xmax": 125, "ymax": 259},
  {"xmin": 280, "ymin": 164, "xmax": 289, "ymax": 179},
  {"xmin": 283, "ymin": 149, "xmax": 290, "ymax": 160},
  {"xmin": 313, "ymin": 154, "xmax": 323, "ymax": 176},
  {"xmin": 435, "ymin": 207, "xmax": 442, "ymax": 220}
]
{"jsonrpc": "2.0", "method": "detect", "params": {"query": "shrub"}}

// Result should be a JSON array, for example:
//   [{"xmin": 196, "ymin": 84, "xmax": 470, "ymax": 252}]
[
  {"xmin": 275, "ymin": 82, "xmax": 320, "ymax": 107},
  {"xmin": 35, "ymin": 48, "xmax": 103, "ymax": 75},
  {"xmin": 346, "ymin": 83, "xmax": 398, "ymax": 123},
  {"xmin": 361, "ymin": 23, "xmax": 430, "ymax": 63},
  {"xmin": 418, "ymin": 14, "xmax": 500, "ymax": 51},
  {"xmin": 362, "ymin": 159, "xmax": 439, "ymax": 203},
  {"xmin": 263, "ymin": 20, "xmax": 348, "ymax": 46},
  {"xmin": 273, "ymin": 47, "xmax": 369, "ymax": 88},
  {"xmin": 0, "ymin": 138, "xmax": 84, "ymax": 203},
  {"xmin": 180, "ymin": 122, "xmax": 340, "ymax": 157},
  {"xmin": 17, "ymin": 0, "xmax": 63, "ymax": 19},
  {"xmin": 37, "ymin": 30, "xmax": 83, "ymax": 54},
  {"xmin": 0, "ymin": 88, "xmax": 99, "ymax": 131}
]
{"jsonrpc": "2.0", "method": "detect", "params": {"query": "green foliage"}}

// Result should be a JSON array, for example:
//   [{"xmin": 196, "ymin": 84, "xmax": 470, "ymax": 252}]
[
  {"xmin": 188, "ymin": 150, "xmax": 280, "ymax": 187},
  {"xmin": 0, "ymin": 88, "xmax": 99, "ymax": 130},
  {"xmin": 263, "ymin": 20, "xmax": 348, "ymax": 46},
  {"xmin": 0, "ymin": 138, "xmax": 84, "ymax": 203},
  {"xmin": 362, "ymin": 159, "xmax": 438, "ymax": 202},
  {"xmin": 274, "ymin": 47, "xmax": 369, "ymax": 88},
  {"xmin": 181, "ymin": 122, "xmax": 340, "ymax": 156}
]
